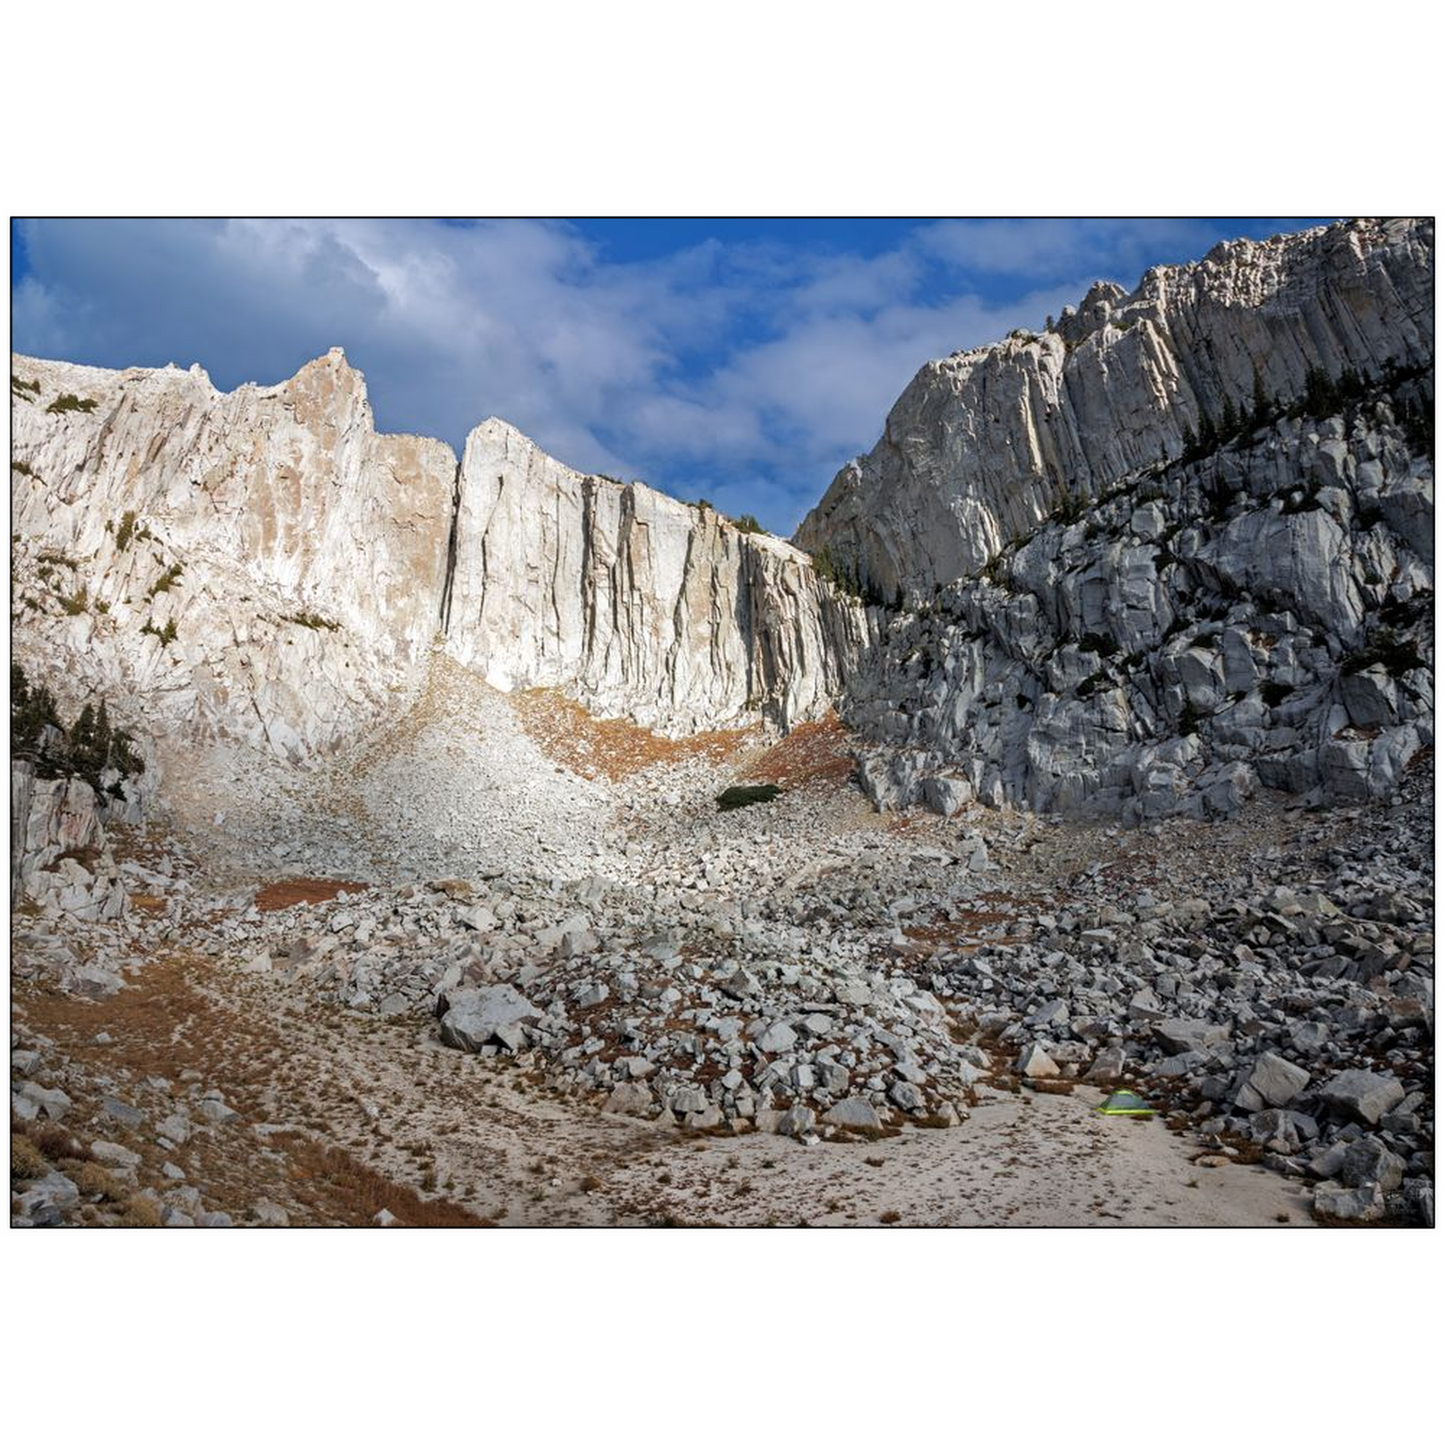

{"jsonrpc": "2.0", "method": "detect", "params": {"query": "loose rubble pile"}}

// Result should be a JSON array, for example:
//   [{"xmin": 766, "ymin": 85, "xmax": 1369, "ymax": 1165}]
[
  {"xmin": 932, "ymin": 764, "xmax": 1434, "ymax": 1224},
  {"xmin": 11, "ymin": 1049, "xmax": 251, "ymax": 1229},
  {"xmin": 162, "ymin": 770, "xmax": 1001, "ymax": 1140},
  {"xmin": 12, "ymin": 700, "xmax": 1431, "ymax": 1225}
]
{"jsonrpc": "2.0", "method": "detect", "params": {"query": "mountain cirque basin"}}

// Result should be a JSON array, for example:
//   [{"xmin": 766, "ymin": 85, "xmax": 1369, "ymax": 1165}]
[{"xmin": 9, "ymin": 217, "xmax": 1434, "ymax": 1226}]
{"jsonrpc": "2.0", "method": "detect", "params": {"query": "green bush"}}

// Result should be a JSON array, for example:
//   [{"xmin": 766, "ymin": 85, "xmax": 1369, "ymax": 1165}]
[
  {"xmin": 147, "ymin": 562, "xmax": 184, "ymax": 598},
  {"xmin": 12, "ymin": 374, "xmax": 42, "ymax": 400},
  {"xmin": 46, "ymin": 393, "xmax": 97, "ymax": 415},
  {"xmin": 140, "ymin": 617, "xmax": 178, "ymax": 647},
  {"xmin": 733, "ymin": 513, "xmax": 767, "ymax": 536},
  {"xmin": 715, "ymin": 784, "xmax": 784, "ymax": 812},
  {"xmin": 284, "ymin": 610, "xmax": 339, "ymax": 631}
]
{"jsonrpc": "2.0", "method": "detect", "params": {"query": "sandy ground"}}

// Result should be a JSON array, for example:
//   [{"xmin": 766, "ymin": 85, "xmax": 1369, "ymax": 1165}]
[{"xmin": 16, "ymin": 946, "xmax": 1313, "ymax": 1227}]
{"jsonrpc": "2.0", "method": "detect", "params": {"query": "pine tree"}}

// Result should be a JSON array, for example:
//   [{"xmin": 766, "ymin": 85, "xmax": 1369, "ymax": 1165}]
[
  {"xmin": 69, "ymin": 702, "xmax": 101, "ymax": 788},
  {"xmin": 1304, "ymin": 365, "xmax": 1337, "ymax": 417},
  {"xmin": 12, "ymin": 664, "xmax": 62, "ymax": 764},
  {"xmin": 94, "ymin": 699, "xmax": 114, "ymax": 779},
  {"xmin": 1251, "ymin": 365, "xmax": 1271, "ymax": 428}
]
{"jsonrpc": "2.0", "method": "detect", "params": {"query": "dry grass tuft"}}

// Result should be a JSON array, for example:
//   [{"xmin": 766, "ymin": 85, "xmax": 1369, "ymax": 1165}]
[
  {"xmin": 11, "ymin": 1136, "xmax": 48, "ymax": 1180},
  {"xmin": 21, "ymin": 1121, "xmax": 90, "ymax": 1162},
  {"xmin": 72, "ymin": 1161, "xmax": 129, "ymax": 1202},
  {"xmin": 511, "ymin": 687, "xmax": 755, "ymax": 781},
  {"xmin": 743, "ymin": 713, "xmax": 856, "ymax": 788},
  {"xmin": 120, "ymin": 1194, "xmax": 162, "ymax": 1227},
  {"xmin": 277, "ymin": 1133, "xmax": 486, "ymax": 1227}
]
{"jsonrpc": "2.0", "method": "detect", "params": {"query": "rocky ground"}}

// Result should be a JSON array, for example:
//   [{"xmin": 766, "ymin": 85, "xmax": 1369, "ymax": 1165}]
[{"xmin": 10, "ymin": 659, "xmax": 1434, "ymax": 1226}]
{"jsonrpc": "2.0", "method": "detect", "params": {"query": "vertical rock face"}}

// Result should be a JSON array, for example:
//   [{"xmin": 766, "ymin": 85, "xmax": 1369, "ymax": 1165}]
[
  {"xmin": 441, "ymin": 419, "xmax": 866, "ymax": 734},
  {"xmin": 10, "ymin": 762, "xmax": 126, "ymax": 921},
  {"xmin": 796, "ymin": 218, "xmax": 1433, "ymax": 601},
  {"xmin": 11, "ymin": 348, "xmax": 457, "ymax": 759},
  {"xmin": 11, "ymin": 351, "xmax": 864, "ymax": 766}
]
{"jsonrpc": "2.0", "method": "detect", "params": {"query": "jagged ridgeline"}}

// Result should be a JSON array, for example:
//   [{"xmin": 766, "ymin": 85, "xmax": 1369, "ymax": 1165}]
[{"xmin": 9, "ymin": 217, "xmax": 1434, "ymax": 823}]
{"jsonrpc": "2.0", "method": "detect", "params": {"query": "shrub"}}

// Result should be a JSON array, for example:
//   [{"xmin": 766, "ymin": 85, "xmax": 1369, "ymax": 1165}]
[
  {"xmin": 62, "ymin": 589, "xmax": 88, "ymax": 616},
  {"xmin": 716, "ymin": 783, "xmax": 784, "ymax": 812},
  {"xmin": 1052, "ymin": 490, "xmax": 1089, "ymax": 525},
  {"xmin": 115, "ymin": 510, "xmax": 138, "ymax": 550},
  {"xmin": 11, "ymin": 1136, "xmax": 48, "ymax": 1180},
  {"xmin": 147, "ymin": 562, "xmax": 184, "ymax": 598},
  {"xmin": 46, "ymin": 393, "xmax": 98, "ymax": 415},
  {"xmin": 12, "ymin": 374, "xmax": 42, "ymax": 398},
  {"xmin": 284, "ymin": 610, "xmax": 339, "ymax": 631},
  {"xmin": 72, "ymin": 1161, "xmax": 128, "ymax": 1203},
  {"xmin": 141, "ymin": 616, "xmax": 178, "ymax": 648},
  {"xmin": 120, "ymin": 1194, "xmax": 163, "ymax": 1227},
  {"xmin": 733, "ymin": 513, "xmax": 766, "ymax": 535},
  {"xmin": 1341, "ymin": 628, "xmax": 1423, "ymax": 677},
  {"xmin": 27, "ymin": 1123, "xmax": 88, "ymax": 1162},
  {"xmin": 12, "ymin": 458, "xmax": 35, "ymax": 477}
]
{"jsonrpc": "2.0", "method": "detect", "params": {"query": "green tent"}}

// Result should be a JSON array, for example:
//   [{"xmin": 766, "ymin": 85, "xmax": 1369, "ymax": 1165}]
[{"xmin": 1095, "ymin": 1089, "xmax": 1155, "ymax": 1116}]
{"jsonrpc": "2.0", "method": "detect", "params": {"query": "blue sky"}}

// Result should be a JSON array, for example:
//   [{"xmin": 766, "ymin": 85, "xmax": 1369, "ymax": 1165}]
[{"xmin": 12, "ymin": 217, "xmax": 1331, "ymax": 533}]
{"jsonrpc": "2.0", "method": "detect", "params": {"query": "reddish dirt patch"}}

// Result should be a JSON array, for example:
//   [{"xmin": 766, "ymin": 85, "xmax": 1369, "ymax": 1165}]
[
  {"xmin": 511, "ymin": 687, "xmax": 756, "ymax": 781},
  {"xmin": 902, "ymin": 899, "xmax": 1021, "ymax": 955},
  {"xmin": 255, "ymin": 878, "xmax": 370, "ymax": 912},
  {"xmin": 743, "ymin": 713, "xmax": 856, "ymax": 788}
]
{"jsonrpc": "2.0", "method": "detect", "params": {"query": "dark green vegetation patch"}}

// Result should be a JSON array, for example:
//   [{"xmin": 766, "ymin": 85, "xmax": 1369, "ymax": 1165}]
[
  {"xmin": 46, "ymin": 393, "xmax": 98, "ymax": 415},
  {"xmin": 715, "ymin": 783, "xmax": 784, "ymax": 812}
]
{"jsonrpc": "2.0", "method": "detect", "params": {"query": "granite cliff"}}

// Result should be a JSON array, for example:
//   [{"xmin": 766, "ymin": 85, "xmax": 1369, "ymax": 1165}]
[
  {"xmin": 9, "ymin": 217, "xmax": 1434, "ymax": 828},
  {"xmin": 10, "ymin": 350, "xmax": 865, "ymax": 777},
  {"xmin": 799, "ymin": 218, "xmax": 1434, "ymax": 819}
]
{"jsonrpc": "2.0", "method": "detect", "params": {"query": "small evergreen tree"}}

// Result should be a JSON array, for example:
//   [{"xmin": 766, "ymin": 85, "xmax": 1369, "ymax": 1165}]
[
  {"xmin": 1303, "ymin": 365, "xmax": 1338, "ymax": 417},
  {"xmin": 1251, "ymin": 365, "xmax": 1271, "ymax": 428}
]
